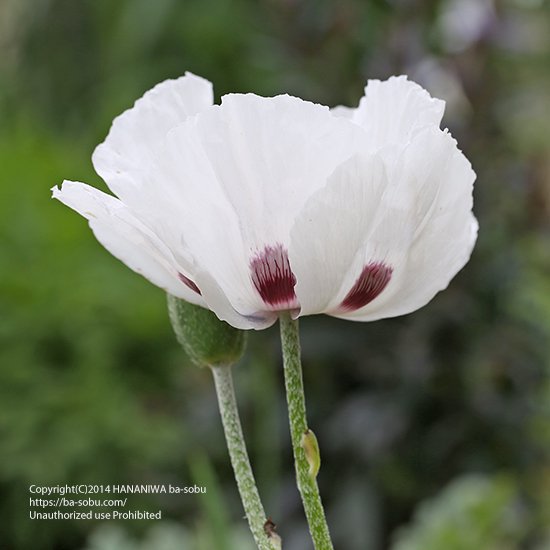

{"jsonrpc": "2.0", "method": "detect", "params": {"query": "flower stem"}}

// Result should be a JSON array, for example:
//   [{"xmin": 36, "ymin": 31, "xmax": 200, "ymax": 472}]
[
  {"xmin": 210, "ymin": 364, "xmax": 280, "ymax": 550},
  {"xmin": 279, "ymin": 313, "xmax": 334, "ymax": 550}
]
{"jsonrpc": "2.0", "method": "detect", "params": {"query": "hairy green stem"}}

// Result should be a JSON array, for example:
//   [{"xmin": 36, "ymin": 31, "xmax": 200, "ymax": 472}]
[
  {"xmin": 279, "ymin": 314, "xmax": 334, "ymax": 550},
  {"xmin": 210, "ymin": 365, "xmax": 279, "ymax": 550}
]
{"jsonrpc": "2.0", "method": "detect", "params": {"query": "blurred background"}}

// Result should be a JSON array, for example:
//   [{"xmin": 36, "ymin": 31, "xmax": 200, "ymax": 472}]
[{"xmin": 1, "ymin": 0, "xmax": 549, "ymax": 548}]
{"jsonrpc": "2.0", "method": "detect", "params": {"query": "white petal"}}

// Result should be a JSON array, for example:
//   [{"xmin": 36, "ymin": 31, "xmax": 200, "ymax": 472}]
[
  {"xmin": 134, "ymin": 94, "xmax": 369, "ymax": 319},
  {"xmin": 137, "ymin": 135, "xmax": 265, "ymax": 318},
  {"xmin": 289, "ymin": 153, "xmax": 390, "ymax": 316},
  {"xmin": 92, "ymin": 72, "xmax": 213, "ymax": 200},
  {"xmin": 346, "ymin": 76, "xmax": 445, "ymax": 150},
  {"xmin": 52, "ymin": 180, "xmax": 205, "ymax": 306},
  {"xmin": 334, "ymin": 127, "xmax": 477, "ymax": 321},
  {"xmin": 194, "ymin": 269, "xmax": 277, "ymax": 330},
  {"xmin": 330, "ymin": 105, "xmax": 354, "ymax": 119},
  {"xmin": 188, "ymin": 93, "xmax": 368, "ymax": 246}
]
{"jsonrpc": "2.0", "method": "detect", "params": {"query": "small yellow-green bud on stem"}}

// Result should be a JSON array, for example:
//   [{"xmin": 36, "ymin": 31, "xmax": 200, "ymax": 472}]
[
  {"xmin": 167, "ymin": 294, "xmax": 246, "ymax": 368},
  {"xmin": 301, "ymin": 429, "xmax": 321, "ymax": 480}
]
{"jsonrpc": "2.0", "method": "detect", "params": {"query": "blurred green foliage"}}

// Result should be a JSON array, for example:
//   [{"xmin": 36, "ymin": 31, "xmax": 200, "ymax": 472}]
[
  {"xmin": 392, "ymin": 475, "xmax": 523, "ymax": 550},
  {"xmin": 83, "ymin": 522, "xmax": 255, "ymax": 550},
  {"xmin": 1, "ymin": 0, "xmax": 549, "ymax": 549}
]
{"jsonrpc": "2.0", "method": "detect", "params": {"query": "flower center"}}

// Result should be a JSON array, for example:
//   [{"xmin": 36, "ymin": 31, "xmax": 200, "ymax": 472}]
[
  {"xmin": 250, "ymin": 244, "xmax": 298, "ymax": 310},
  {"xmin": 340, "ymin": 262, "xmax": 393, "ymax": 311}
]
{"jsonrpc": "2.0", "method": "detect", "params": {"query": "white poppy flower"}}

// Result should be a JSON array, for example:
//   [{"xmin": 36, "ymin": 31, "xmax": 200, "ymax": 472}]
[{"xmin": 53, "ymin": 72, "xmax": 477, "ymax": 330}]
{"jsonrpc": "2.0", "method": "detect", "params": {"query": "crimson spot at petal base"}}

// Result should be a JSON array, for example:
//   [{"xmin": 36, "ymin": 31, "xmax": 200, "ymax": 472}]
[
  {"xmin": 340, "ymin": 262, "xmax": 393, "ymax": 311},
  {"xmin": 250, "ymin": 244, "xmax": 298, "ymax": 309},
  {"xmin": 178, "ymin": 272, "xmax": 201, "ymax": 295}
]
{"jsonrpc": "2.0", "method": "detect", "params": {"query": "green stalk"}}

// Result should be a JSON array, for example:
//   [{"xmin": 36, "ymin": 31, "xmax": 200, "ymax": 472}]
[
  {"xmin": 210, "ymin": 365, "xmax": 281, "ymax": 550},
  {"xmin": 279, "ymin": 313, "xmax": 334, "ymax": 550}
]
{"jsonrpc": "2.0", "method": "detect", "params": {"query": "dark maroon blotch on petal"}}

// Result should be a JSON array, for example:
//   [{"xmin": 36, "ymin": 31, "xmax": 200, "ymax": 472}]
[
  {"xmin": 250, "ymin": 244, "xmax": 298, "ymax": 309},
  {"xmin": 340, "ymin": 262, "xmax": 393, "ymax": 311},
  {"xmin": 178, "ymin": 272, "xmax": 201, "ymax": 295}
]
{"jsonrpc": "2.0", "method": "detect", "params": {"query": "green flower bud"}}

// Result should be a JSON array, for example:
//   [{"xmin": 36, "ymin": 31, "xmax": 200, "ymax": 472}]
[{"xmin": 167, "ymin": 294, "xmax": 247, "ymax": 368}]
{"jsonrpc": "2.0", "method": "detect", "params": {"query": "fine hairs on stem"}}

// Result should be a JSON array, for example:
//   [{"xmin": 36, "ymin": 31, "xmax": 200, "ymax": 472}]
[
  {"xmin": 279, "ymin": 313, "xmax": 334, "ymax": 550},
  {"xmin": 210, "ymin": 364, "xmax": 281, "ymax": 550}
]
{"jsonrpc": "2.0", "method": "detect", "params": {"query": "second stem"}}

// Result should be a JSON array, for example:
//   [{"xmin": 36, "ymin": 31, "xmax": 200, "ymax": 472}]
[
  {"xmin": 211, "ymin": 364, "xmax": 278, "ymax": 550},
  {"xmin": 279, "ymin": 313, "xmax": 334, "ymax": 550}
]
